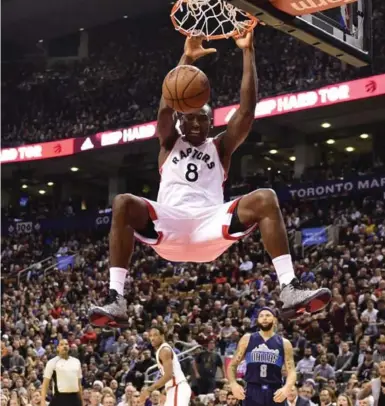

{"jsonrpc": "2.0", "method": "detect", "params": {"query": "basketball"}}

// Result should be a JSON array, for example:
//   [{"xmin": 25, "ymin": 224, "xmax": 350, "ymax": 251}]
[{"xmin": 162, "ymin": 65, "xmax": 210, "ymax": 114}]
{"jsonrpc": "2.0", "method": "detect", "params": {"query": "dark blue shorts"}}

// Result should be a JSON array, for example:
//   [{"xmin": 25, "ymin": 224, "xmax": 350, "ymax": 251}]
[{"xmin": 243, "ymin": 383, "xmax": 285, "ymax": 406}]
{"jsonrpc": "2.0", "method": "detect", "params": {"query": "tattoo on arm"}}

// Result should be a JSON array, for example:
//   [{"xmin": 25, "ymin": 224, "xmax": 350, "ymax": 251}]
[{"xmin": 283, "ymin": 339, "xmax": 297, "ymax": 387}]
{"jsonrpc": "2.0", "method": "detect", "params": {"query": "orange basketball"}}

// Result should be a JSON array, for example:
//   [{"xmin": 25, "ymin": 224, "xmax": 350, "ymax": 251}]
[{"xmin": 162, "ymin": 65, "xmax": 210, "ymax": 114}]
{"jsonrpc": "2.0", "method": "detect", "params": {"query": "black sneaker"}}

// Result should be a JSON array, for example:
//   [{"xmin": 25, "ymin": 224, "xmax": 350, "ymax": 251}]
[
  {"xmin": 279, "ymin": 278, "xmax": 331, "ymax": 319},
  {"xmin": 88, "ymin": 289, "xmax": 129, "ymax": 328}
]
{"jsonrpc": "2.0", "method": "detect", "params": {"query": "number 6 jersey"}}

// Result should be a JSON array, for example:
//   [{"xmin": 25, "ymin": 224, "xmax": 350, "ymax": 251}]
[
  {"xmin": 157, "ymin": 137, "xmax": 226, "ymax": 209},
  {"xmin": 244, "ymin": 332, "xmax": 285, "ymax": 386}
]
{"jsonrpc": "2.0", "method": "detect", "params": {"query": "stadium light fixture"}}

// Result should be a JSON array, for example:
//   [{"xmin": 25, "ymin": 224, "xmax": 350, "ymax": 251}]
[
  {"xmin": 269, "ymin": 149, "xmax": 278, "ymax": 154},
  {"xmin": 47, "ymin": 182, "xmax": 54, "ymax": 186},
  {"xmin": 360, "ymin": 133, "xmax": 369, "ymax": 139},
  {"xmin": 38, "ymin": 39, "xmax": 43, "ymax": 43},
  {"xmin": 289, "ymin": 156, "xmax": 296, "ymax": 162},
  {"xmin": 326, "ymin": 139, "xmax": 335, "ymax": 145},
  {"xmin": 79, "ymin": 28, "xmax": 84, "ymax": 31},
  {"xmin": 267, "ymin": 167, "xmax": 271, "ymax": 171},
  {"xmin": 21, "ymin": 184, "xmax": 28, "ymax": 189},
  {"xmin": 123, "ymin": 15, "xmax": 128, "ymax": 19},
  {"xmin": 70, "ymin": 167, "xmax": 79, "ymax": 172},
  {"xmin": 321, "ymin": 122, "xmax": 331, "ymax": 128},
  {"xmin": 39, "ymin": 190, "xmax": 46, "ymax": 195},
  {"xmin": 345, "ymin": 146, "xmax": 355, "ymax": 152}
]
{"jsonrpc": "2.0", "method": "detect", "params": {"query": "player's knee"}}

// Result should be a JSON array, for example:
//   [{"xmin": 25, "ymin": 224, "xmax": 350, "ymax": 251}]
[
  {"xmin": 112, "ymin": 193, "xmax": 136, "ymax": 214},
  {"xmin": 113, "ymin": 193, "xmax": 129, "ymax": 208},
  {"xmin": 254, "ymin": 188, "xmax": 279, "ymax": 212}
]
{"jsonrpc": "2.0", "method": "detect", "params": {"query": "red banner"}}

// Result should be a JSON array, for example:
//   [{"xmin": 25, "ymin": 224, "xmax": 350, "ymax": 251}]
[
  {"xmin": 72, "ymin": 121, "xmax": 157, "ymax": 154},
  {"xmin": 0, "ymin": 139, "xmax": 74, "ymax": 164},
  {"xmin": 1, "ymin": 74, "xmax": 384, "ymax": 164},
  {"xmin": 214, "ymin": 74, "xmax": 385, "ymax": 126}
]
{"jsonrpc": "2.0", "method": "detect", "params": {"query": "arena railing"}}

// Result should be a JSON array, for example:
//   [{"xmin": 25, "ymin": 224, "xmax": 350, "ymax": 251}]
[
  {"xmin": 17, "ymin": 256, "xmax": 54, "ymax": 286},
  {"xmin": 17, "ymin": 251, "xmax": 78, "ymax": 286},
  {"xmin": 144, "ymin": 344, "xmax": 201, "ymax": 384}
]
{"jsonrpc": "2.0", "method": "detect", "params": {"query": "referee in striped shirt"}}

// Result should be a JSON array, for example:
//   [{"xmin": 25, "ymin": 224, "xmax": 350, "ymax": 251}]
[{"xmin": 41, "ymin": 339, "xmax": 83, "ymax": 406}]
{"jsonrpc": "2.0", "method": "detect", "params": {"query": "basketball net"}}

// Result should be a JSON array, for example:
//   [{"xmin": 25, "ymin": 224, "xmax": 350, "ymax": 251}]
[{"xmin": 170, "ymin": 0, "xmax": 259, "ymax": 40}]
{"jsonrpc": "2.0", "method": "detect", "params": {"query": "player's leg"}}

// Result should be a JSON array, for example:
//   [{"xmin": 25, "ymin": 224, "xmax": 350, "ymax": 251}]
[
  {"xmin": 176, "ymin": 382, "xmax": 192, "ymax": 406},
  {"xmin": 89, "ymin": 193, "xmax": 155, "ymax": 327},
  {"xmin": 234, "ymin": 189, "xmax": 331, "ymax": 317}
]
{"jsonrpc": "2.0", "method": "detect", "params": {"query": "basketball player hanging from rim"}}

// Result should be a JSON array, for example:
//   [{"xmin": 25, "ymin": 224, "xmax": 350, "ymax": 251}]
[{"xmin": 88, "ymin": 31, "xmax": 331, "ymax": 328}]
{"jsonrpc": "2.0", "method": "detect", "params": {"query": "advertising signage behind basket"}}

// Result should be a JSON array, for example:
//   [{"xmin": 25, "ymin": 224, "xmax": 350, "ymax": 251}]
[
  {"xmin": 214, "ymin": 74, "xmax": 385, "ymax": 126},
  {"xmin": 1, "ymin": 74, "xmax": 384, "ymax": 164}
]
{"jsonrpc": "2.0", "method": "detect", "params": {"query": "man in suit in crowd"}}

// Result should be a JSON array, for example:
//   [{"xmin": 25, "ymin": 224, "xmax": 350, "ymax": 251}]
[{"xmin": 285, "ymin": 386, "xmax": 310, "ymax": 406}]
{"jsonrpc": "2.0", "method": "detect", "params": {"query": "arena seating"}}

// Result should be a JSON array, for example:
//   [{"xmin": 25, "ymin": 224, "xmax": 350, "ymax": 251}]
[
  {"xmin": 2, "ymin": 1, "xmax": 385, "ymax": 405},
  {"xmin": 1, "ymin": 170, "xmax": 384, "ymax": 405}
]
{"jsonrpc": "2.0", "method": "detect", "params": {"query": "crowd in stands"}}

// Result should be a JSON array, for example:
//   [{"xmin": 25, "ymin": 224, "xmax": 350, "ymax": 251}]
[
  {"xmin": 2, "ymin": 1, "xmax": 385, "ymax": 148},
  {"xmin": 2, "ymin": 1, "xmax": 385, "ymax": 406},
  {"xmin": 1, "ymin": 184, "xmax": 385, "ymax": 406}
]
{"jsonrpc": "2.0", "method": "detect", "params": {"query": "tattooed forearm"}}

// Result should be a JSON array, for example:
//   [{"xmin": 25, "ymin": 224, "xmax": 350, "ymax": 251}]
[
  {"xmin": 283, "ymin": 339, "xmax": 297, "ymax": 388},
  {"xmin": 228, "ymin": 363, "xmax": 238, "ymax": 383}
]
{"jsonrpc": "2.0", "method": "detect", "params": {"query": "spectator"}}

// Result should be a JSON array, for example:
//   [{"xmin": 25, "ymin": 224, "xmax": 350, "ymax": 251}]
[
  {"xmin": 336, "ymin": 394, "xmax": 353, "ymax": 406},
  {"xmin": 299, "ymin": 385, "xmax": 318, "ymax": 406},
  {"xmin": 101, "ymin": 394, "xmax": 116, "ymax": 406},
  {"xmin": 286, "ymin": 386, "xmax": 310, "ymax": 406},
  {"xmin": 193, "ymin": 341, "xmax": 224, "ymax": 395},
  {"xmin": 297, "ymin": 347, "xmax": 316, "ymax": 381},
  {"xmin": 319, "ymin": 388, "xmax": 335, "ymax": 406},
  {"xmin": 313, "ymin": 355, "xmax": 335, "ymax": 385},
  {"xmin": 334, "ymin": 342, "xmax": 354, "ymax": 378}
]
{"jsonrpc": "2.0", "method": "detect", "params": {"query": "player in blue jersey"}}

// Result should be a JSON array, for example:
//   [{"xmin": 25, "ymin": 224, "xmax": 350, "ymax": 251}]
[{"xmin": 227, "ymin": 307, "xmax": 296, "ymax": 406}]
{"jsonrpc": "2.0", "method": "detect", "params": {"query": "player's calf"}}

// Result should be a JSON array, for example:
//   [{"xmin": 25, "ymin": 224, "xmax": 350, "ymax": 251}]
[
  {"xmin": 89, "ymin": 193, "xmax": 151, "ymax": 328},
  {"xmin": 237, "ymin": 188, "xmax": 331, "ymax": 318}
]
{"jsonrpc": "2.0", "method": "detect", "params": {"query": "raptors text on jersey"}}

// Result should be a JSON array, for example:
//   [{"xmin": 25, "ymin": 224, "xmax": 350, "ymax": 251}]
[{"xmin": 157, "ymin": 137, "xmax": 226, "ymax": 208}]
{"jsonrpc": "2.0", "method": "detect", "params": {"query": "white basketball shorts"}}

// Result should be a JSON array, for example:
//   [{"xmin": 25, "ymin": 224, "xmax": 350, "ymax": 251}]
[
  {"xmin": 165, "ymin": 381, "xmax": 191, "ymax": 406},
  {"xmin": 134, "ymin": 197, "xmax": 258, "ymax": 263}
]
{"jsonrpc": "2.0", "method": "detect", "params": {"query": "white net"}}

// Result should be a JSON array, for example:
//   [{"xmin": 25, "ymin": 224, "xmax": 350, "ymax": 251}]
[{"xmin": 171, "ymin": 0, "xmax": 258, "ymax": 40}]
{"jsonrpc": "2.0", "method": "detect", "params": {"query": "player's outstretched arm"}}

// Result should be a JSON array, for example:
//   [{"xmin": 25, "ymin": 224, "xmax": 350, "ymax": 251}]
[
  {"xmin": 274, "ymin": 339, "xmax": 297, "ymax": 403},
  {"xmin": 219, "ymin": 31, "xmax": 257, "ymax": 159},
  {"xmin": 157, "ymin": 37, "xmax": 216, "ymax": 150},
  {"xmin": 228, "ymin": 334, "xmax": 250, "ymax": 400}
]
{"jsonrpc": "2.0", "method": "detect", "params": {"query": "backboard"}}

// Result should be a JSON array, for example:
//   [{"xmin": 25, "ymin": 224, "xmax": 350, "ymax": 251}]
[{"xmin": 229, "ymin": 0, "xmax": 372, "ymax": 66}]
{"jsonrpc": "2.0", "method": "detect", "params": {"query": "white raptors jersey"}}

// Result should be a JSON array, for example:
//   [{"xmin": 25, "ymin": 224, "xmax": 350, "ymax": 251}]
[
  {"xmin": 157, "ymin": 137, "xmax": 226, "ymax": 208},
  {"xmin": 155, "ymin": 343, "xmax": 187, "ymax": 389}
]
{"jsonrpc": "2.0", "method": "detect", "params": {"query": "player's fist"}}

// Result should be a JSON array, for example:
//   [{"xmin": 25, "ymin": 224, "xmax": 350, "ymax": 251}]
[
  {"xmin": 273, "ymin": 386, "xmax": 290, "ymax": 403},
  {"xmin": 230, "ymin": 382, "xmax": 245, "ymax": 400}
]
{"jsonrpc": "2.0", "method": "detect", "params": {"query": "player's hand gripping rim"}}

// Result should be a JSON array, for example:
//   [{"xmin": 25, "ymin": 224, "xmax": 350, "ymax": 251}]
[{"xmin": 184, "ymin": 36, "xmax": 216, "ymax": 61}]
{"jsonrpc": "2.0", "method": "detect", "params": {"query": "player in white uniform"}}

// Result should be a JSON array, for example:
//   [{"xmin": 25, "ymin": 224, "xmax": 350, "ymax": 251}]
[
  {"xmin": 139, "ymin": 327, "xmax": 191, "ymax": 406},
  {"xmin": 89, "ymin": 34, "xmax": 331, "ymax": 328}
]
